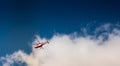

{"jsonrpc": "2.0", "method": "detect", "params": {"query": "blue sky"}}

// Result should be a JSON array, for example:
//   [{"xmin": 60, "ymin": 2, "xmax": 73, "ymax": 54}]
[{"xmin": 0, "ymin": 0, "xmax": 120, "ymax": 56}]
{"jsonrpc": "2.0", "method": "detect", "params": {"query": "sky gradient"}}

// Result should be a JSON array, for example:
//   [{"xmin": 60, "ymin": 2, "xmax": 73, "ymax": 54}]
[{"xmin": 0, "ymin": 0, "xmax": 120, "ymax": 57}]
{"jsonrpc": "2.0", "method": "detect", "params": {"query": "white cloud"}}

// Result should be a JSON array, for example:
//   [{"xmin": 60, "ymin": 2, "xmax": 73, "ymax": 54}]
[{"xmin": 1, "ymin": 24, "xmax": 120, "ymax": 66}]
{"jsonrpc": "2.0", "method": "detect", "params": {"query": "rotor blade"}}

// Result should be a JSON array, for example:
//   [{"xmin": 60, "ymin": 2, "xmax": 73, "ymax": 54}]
[
  {"xmin": 33, "ymin": 44, "xmax": 36, "ymax": 45},
  {"xmin": 36, "ymin": 35, "xmax": 41, "ymax": 43}
]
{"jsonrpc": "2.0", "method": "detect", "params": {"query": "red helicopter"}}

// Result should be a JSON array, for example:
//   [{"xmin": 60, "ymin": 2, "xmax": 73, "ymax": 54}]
[{"xmin": 33, "ymin": 36, "xmax": 49, "ymax": 49}]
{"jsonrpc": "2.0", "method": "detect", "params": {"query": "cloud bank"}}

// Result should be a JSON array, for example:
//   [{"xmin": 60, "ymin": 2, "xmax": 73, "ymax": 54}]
[{"xmin": 1, "ymin": 24, "xmax": 120, "ymax": 66}]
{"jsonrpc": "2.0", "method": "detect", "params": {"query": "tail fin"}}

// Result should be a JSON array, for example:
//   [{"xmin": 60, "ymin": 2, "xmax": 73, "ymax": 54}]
[{"xmin": 47, "ymin": 41, "xmax": 49, "ymax": 44}]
